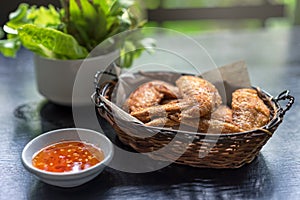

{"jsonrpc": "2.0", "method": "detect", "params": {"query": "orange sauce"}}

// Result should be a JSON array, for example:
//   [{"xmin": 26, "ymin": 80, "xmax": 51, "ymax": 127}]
[{"xmin": 32, "ymin": 141, "xmax": 104, "ymax": 173}]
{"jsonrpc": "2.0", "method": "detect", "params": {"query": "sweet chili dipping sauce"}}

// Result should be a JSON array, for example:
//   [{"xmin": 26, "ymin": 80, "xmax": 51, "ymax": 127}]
[{"xmin": 32, "ymin": 141, "xmax": 104, "ymax": 173}]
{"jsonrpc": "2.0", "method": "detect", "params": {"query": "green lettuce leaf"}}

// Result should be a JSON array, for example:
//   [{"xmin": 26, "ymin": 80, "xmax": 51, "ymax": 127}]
[
  {"xmin": 7, "ymin": 3, "xmax": 62, "ymax": 29},
  {"xmin": 92, "ymin": 0, "xmax": 112, "ymax": 15},
  {"xmin": 18, "ymin": 24, "xmax": 88, "ymax": 59},
  {"xmin": 110, "ymin": 0, "xmax": 135, "ymax": 16},
  {"xmin": 6, "ymin": 3, "xmax": 30, "ymax": 30},
  {"xmin": 27, "ymin": 4, "xmax": 62, "ymax": 29},
  {"xmin": 0, "ymin": 38, "xmax": 21, "ymax": 57},
  {"xmin": 63, "ymin": 0, "xmax": 107, "ymax": 51},
  {"xmin": 1, "ymin": 1, "xmax": 154, "ymax": 67}
]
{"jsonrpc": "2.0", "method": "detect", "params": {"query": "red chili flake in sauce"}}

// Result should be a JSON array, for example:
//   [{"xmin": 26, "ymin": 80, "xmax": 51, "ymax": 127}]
[{"xmin": 32, "ymin": 141, "xmax": 104, "ymax": 173}]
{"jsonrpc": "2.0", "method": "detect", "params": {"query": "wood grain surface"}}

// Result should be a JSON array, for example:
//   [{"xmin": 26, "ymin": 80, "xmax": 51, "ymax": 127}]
[{"xmin": 0, "ymin": 27, "xmax": 299, "ymax": 200}]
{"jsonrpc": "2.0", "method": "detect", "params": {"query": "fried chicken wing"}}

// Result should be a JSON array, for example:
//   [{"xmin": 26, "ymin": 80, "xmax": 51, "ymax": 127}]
[
  {"xmin": 130, "ymin": 76, "xmax": 222, "ymax": 122},
  {"xmin": 169, "ymin": 105, "xmax": 244, "ymax": 133},
  {"xmin": 176, "ymin": 76, "xmax": 222, "ymax": 117},
  {"xmin": 211, "ymin": 105, "xmax": 233, "ymax": 123},
  {"xmin": 145, "ymin": 117, "xmax": 180, "ymax": 127},
  {"xmin": 198, "ymin": 119, "xmax": 244, "ymax": 133},
  {"xmin": 231, "ymin": 88, "xmax": 270, "ymax": 130},
  {"xmin": 123, "ymin": 75, "xmax": 270, "ymax": 134},
  {"xmin": 123, "ymin": 80, "xmax": 180, "ymax": 113},
  {"xmin": 131, "ymin": 100, "xmax": 191, "ymax": 122}
]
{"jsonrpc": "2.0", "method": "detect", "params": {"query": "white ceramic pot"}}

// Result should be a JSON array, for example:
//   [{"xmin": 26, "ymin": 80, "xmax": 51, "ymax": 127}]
[{"xmin": 34, "ymin": 51, "xmax": 120, "ymax": 106}]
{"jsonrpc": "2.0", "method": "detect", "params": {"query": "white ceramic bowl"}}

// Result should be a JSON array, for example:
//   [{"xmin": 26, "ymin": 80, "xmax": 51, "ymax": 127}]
[{"xmin": 21, "ymin": 128, "xmax": 114, "ymax": 188}]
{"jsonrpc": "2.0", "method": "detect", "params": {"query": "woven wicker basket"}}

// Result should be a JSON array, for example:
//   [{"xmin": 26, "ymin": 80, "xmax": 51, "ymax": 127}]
[{"xmin": 92, "ymin": 72, "xmax": 294, "ymax": 169}]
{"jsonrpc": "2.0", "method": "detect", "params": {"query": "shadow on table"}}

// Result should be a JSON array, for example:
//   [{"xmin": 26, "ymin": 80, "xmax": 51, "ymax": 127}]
[
  {"xmin": 14, "ymin": 100, "xmax": 101, "ymax": 133},
  {"xmin": 14, "ymin": 101, "xmax": 75, "ymax": 134},
  {"xmin": 28, "ymin": 153, "xmax": 274, "ymax": 200},
  {"xmin": 39, "ymin": 102, "xmax": 75, "ymax": 131}
]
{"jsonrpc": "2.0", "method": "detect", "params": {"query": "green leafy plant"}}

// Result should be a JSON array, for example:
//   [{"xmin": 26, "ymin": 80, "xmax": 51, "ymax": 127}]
[{"xmin": 0, "ymin": 0, "xmax": 154, "ymax": 67}]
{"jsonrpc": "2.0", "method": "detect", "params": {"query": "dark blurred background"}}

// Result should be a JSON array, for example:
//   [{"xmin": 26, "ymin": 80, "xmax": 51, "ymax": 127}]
[{"xmin": 1, "ymin": 0, "xmax": 299, "ymax": 34}]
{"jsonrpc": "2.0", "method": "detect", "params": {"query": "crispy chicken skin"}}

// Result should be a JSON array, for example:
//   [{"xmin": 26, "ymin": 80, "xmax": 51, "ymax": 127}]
[
  {"xmin": 169, "ymin": 105, "xmax": 244, "ymax": 133},
  {"xmin": 131, "ymin": 101, "xmax": 191, "ymax": 123},
  {"xmin": 232, "ymin": 88, "xmax": 270, "ymax": 130},
  {"xmin": 130, "ymin": 76, "xmax": 222, "ymax": 121},
  {"xmin": 210, "ymin": 105, "xmax": 233, "ymax": 123},
  {"xmin": 169, "ymin": 105, "xmax": 232, "ymax": 123},
  {"xmin": 123, "ymin": 80, "xmax": 180, "ymax": 113},
  {"xmin": 145, "ymin": 117, "xmax": 180, "ymax": 127},
  {"xmin": 144, "ymin": 106, "xmax": 239, "ymax": 133},
  {"xmin": 197, "ymin": 119, "xmax": 244, "ymax": 133},
  {"xmin": 124, "ymin": 76, "xmax": 270, "ymax": 133},
  {"xmin": 176, "ymin": 76, "xmax": 222, "ymax": 117}
]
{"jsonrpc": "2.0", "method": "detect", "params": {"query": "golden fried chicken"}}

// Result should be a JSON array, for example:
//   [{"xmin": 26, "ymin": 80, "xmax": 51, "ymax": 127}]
[
  {"xmin": 198, "ymin": 119, "xmax": 244, "ymax": 133},
  {"xmin": 130, "ymin": 100, "xmax": 196, "ymax": 122},
  {"xmin": 210, "ymin": 105, "xmax": 233, "ymax": 123},
  {"xmin": 145, "ymin": 117, "xmax": 180, "ymax": 127},
  {"xmin": 124, "ymin": 76, "xmax": 270, "ymax": 134},
  {"xmin": 175, "ymin": 76, "xmax": 222, "ymax": 117},
  {"xmin": 231, "ymin": 88, "xmax": 270, "ymax": 130},
  {"xmin": 123, "ymin": 80, "xmax": 180, "ymax": 113},
  {"xmin": 130, "ymin": 76, "xmax": 222, "ymax": 122},
  {"xmin": 169, "ymin": 105, "xmax": 244, "ymax": 133}
]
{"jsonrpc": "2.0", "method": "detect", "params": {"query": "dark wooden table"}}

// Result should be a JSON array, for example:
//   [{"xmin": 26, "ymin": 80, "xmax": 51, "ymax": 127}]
[{"xmin": 1, "ymin": 27, "xmax": 299, "ymax": 200}]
